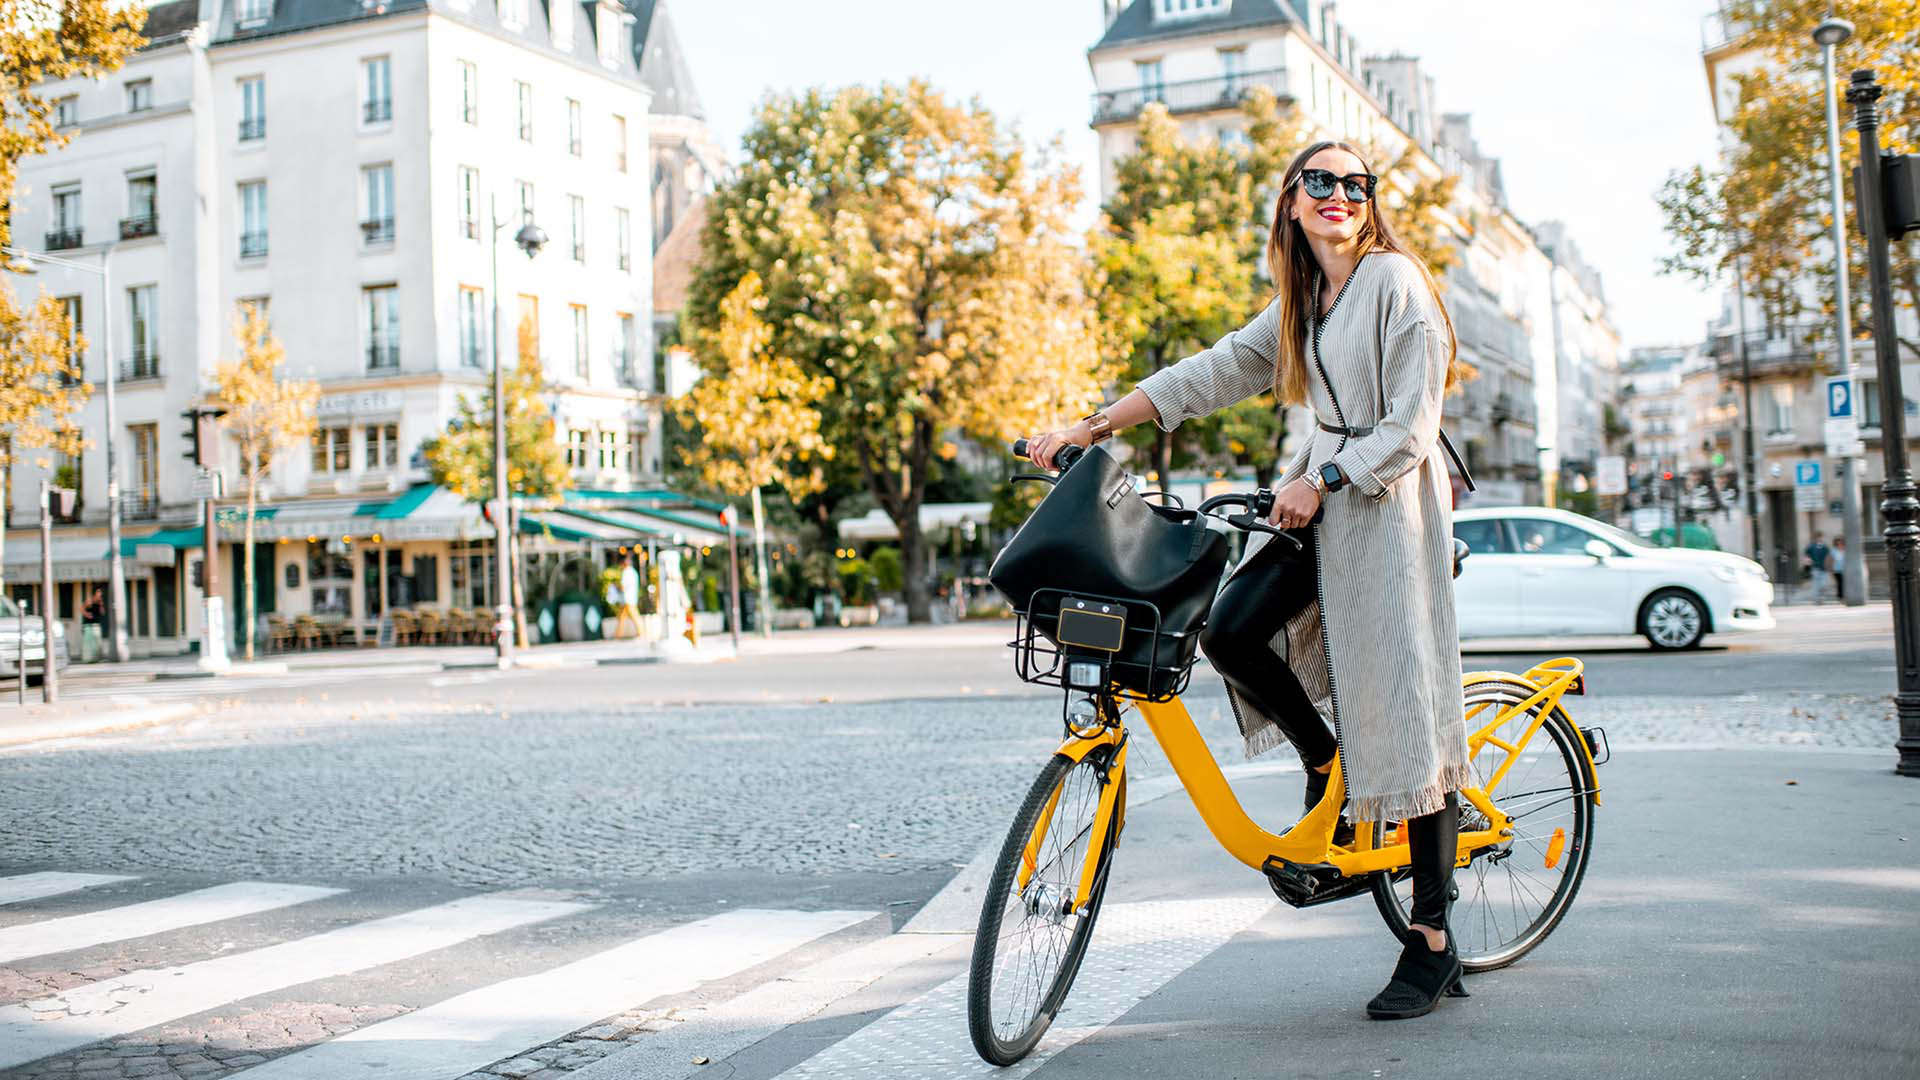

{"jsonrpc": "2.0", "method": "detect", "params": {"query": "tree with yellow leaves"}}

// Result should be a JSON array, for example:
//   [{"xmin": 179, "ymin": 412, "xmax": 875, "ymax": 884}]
[
  {"xmin": 684, "ymin": 81, "xmax": 1107, "ymax": 622},
  {"xmin": 676, "ymin": 271, "xmax": 834, "ymax": 499},
  {"xmin": 213, "ymin": 307, "xmax": 318, "ymax": 660},
  {"xmin": 0, "ymin": 287, "xmax": 86, "ymax": 589}
]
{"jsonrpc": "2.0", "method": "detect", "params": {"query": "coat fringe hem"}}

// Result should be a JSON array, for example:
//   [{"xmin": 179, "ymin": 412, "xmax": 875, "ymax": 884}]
[
  {"xmin": 1350, "ymin": 762, "xmax": 1474, "ymax": 823},
  {"xmin": 1240, "ymin": 721, "xmax": 1291, "ymax": 760}
]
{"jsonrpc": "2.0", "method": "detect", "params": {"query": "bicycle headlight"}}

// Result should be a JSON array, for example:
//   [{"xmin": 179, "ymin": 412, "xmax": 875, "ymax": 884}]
[
  {"xmin": 1065, "ymin": 695, "xmax": 1100, "ymax": 729},
  {"xmin": 1066, "ymin": 660, "xmax": 1104, "ymax": 691}
]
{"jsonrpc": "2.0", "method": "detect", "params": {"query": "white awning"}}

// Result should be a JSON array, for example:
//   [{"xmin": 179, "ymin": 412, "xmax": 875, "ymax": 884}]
[{"xmin": 836, "ymin": 503, "xmax": 992, "ymax": 542}]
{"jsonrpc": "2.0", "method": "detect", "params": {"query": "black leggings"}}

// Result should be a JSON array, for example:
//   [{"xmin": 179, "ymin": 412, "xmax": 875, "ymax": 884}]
[{"xmin": 1199, "ymin": 531, "xmax": 1459, "ymax": 933}]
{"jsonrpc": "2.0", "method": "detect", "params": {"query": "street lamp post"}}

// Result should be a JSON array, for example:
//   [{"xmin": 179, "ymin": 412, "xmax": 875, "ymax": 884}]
[
  {"xmin": 1814, "ymin": 17, "xmax": 1868, "ymax": 606},
  {"xmin": 1848, "ymin": 69, "xmax": 1920, "ymax": 777},
  {"xmin": 487, "ymin": 194, "xmax": 547, "ymax": 668},
  {"xmin": 3, "ymin": 244, "xmax": 125, "ymax": 662}
]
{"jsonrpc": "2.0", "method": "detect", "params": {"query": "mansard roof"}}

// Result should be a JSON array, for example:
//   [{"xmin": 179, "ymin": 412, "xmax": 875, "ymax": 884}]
[
  {"xmin": 1091, "ymin": 0, "xmax": 1297, "ymax": 52},
  {"xmin": 138, "ymin": 0, "xmax": 201, "ymax": 48},
  {"xmin": 625, "ymin": 0, "xmax": 702, "ymax": 119}
]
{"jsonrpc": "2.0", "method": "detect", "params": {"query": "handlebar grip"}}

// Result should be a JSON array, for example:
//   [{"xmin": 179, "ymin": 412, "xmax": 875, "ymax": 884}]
[
  {"xmin": 1011, "ymin": 438, "xmax": 1030, "ymax": 460},
  {"xmin": 1011, "ymin": 438, "xmax": 1085, "ymax": 472}
]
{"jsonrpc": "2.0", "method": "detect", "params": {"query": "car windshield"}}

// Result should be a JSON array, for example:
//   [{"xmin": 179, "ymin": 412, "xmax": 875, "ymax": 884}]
[{"xmin": 1572, "ymin": 516, "xmax": 1652, "ymax": 551}]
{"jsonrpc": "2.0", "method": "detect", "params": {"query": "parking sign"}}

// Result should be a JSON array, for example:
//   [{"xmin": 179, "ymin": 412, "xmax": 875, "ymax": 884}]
[
  {"xmin": 1828, "ymin": 377, "xmax": 1853, "ymax": 419},
  {"xmin": 1795, "ymin": 460, "xmax": 1825, "ymax": 510},
  {"xmin": 1824, "ymin": 376, "xmax": 1864, "ymax": 457},
  {"xmin": 1795, "ymin": 461, "xmax": 1822, "ymax": 486}
]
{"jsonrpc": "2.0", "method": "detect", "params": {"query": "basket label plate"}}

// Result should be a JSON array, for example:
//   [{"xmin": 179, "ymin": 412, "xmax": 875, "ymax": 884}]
[{"xmin": 1058, "ymin": 599, "xmax": 1126, "ymax": 652}]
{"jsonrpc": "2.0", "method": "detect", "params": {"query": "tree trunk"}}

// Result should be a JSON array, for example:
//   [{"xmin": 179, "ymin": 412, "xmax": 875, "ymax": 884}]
[
  {"xmin": 0, "ymin": 466, "xmax": 9, "ymax": 594},
  {"xmin": 243, "ymin": 473, "xmax": 257, "ymax": 661},
  {"xmin": 899, "ymin": 516, "xmax": 931, "ymax": 624}
]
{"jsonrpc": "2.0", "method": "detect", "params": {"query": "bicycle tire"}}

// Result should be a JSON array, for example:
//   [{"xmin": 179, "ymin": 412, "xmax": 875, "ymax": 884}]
[
  {"xmin": 967, "ymin": 750, "xmax": 1120, "ymax": 1066},
  {"xmin": 1366, "ymin": 679, "xmax": 1596, "ymax": 972}
]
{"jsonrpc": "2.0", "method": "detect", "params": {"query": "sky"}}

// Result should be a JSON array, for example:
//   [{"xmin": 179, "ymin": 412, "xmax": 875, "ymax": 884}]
[{"xmin": 669, "ymin": 0, "xmax": 1727, "ymax": 350}]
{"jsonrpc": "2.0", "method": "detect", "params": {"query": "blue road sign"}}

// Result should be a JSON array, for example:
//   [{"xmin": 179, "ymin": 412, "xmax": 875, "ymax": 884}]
[
  {"xmin": 1795, "ymin": 461, "xmax": 1823, "ymax": 486},
  {"xmin": 1827, "ymin": 377, "xmax": 1854, "ymax": 420}
]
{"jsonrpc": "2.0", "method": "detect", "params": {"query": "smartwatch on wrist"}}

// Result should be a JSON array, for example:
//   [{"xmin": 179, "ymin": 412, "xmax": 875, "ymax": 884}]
[{"xmin": 1318, "ymin": 461, "xmax": 1349, "ymax": 494}]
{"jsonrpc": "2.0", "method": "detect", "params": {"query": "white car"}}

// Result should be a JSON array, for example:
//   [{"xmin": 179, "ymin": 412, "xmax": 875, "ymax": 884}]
[
  {"xmin": 0, "ymin": 594, "xmax": 70, "ymax": 678},
  {"xmin": 1451, "ymin": 506, "xmax": 1775, "ymax": 650}
]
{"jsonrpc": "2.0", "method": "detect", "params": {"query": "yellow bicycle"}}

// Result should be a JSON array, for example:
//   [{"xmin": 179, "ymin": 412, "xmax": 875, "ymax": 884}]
[{"xmin": 968, "ymin": 442, "xmax": 1607, "ymax": 1066}]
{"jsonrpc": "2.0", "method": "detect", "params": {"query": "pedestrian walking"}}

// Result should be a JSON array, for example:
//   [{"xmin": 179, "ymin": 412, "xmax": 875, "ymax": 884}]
[
  {"xmin": 1804, "ymin": 534, "xmax": 1830, "ymax": 602},
  {"xmin": 1024, "ymin": 141, "xmax": 1470, "ymax": 1020},
  {"xmin": 1831, "ymin": 537, "xmax": 1846, "ymax": 599}
]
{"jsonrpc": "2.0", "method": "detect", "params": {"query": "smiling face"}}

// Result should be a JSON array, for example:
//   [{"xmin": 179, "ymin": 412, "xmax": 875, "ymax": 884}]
[{"xmin": 1288, "ymin": 146, "xmax": 1370, "ymax": 245}]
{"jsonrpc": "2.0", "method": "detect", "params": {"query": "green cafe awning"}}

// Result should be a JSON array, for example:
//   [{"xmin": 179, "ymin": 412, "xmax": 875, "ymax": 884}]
[{"xmin": 120, "ymin": 527, "xmax": 204, "ymax": 557}]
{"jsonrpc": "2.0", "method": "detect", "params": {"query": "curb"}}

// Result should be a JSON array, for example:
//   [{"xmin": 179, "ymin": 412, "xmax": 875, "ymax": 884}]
[{"xmin": 0, "ymin": 702, "xmax": 197, "ymax": 748}]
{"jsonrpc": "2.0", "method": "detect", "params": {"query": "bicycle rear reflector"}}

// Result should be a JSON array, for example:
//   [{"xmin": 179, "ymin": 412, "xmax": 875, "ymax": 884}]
[{"xmin": 1057, "ymin": 598, "xmax": 1126, "ymax": 652}]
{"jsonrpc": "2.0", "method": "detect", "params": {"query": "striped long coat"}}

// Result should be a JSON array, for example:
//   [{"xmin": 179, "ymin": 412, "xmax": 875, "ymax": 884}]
[{"xmin": 1137, "ymin": 251, "xmax": 1471, "ymax": 822}]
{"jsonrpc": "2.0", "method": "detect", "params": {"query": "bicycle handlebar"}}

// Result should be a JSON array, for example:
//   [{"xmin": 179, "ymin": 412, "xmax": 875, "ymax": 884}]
[{"xmin": 1009, "ymin": 439, "xmax": 1301, "ymax": 549}]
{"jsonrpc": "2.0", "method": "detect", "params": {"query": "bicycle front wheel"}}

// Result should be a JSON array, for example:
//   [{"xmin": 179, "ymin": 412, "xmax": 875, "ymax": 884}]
[
  {"xmin": 1366, "ymin": 678, "xmax": 1596, "ymax": 972},
  {"xmin": 967, "ymin": 750, "xmax": 1120, "ymax": 1066}
]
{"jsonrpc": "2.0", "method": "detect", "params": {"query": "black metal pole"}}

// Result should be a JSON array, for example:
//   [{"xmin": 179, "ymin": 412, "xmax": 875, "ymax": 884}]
[
  {"xmin": 1732, "ymin": 267, "xmax": 1762, "ymax": 561},
  {"xmin": 39, "ymin": 481, "xmax": 56, "ymax": 703},
  {"xmin": 1848, "ymin": 70, "xmax": 1920, "ymax": 777}
]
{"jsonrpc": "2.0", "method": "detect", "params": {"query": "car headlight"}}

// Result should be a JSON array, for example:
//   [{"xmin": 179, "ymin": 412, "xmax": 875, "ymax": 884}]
[{"xmin": 1712, "ymin": 565, "xmax": 1738, "ymax": 583}]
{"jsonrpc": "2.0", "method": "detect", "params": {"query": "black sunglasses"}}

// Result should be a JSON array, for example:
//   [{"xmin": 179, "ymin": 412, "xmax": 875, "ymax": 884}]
[{"xmin": 1298, "ymin": 168, "xmax": 1377, "ymax": 202}]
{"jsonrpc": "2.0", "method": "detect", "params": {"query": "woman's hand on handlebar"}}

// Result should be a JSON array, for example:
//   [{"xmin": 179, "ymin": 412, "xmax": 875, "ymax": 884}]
[
  {"xmin": 1025, "ymin": 421, "xmax": 1093, "ymax": 471},
  {"xmin": 1270, "ymin": 478, "xmax": 1321, "ymax": 529}
]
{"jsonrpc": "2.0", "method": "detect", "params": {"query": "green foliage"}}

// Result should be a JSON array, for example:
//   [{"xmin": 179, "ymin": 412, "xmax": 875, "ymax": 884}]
[
  {"xmin": 422, "ymin": 347, "xmax": 571, "ymax": 503},
  {"xmin": 837, "ymin": 557, "xmax": 873, "ymax": 605},
  {"xmin": 868, "ymin": 545, "xmax": 903, "ymax": 593}
]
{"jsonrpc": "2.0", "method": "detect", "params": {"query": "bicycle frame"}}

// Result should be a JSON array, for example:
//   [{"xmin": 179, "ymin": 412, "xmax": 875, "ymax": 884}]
[{"xmin": 1025, "ymin": 657, "xmax": 1595, "ymax": 911}]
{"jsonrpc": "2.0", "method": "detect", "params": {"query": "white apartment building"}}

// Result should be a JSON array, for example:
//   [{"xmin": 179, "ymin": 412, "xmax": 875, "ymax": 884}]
[
  {"xmin": 1086, "ymin": 0, "xmax": 1625, "ymax": 505},
  {"xmin": 1699, "ymin": 5, "xmax": 1919, "ymax": 580},
  {"xmin": 4, "ymin": 0, "xmax": 670, "ymax": 655},
  {"xmin": 1532, "ymin": 221, "xmax": 1624, "ymax": 488}
]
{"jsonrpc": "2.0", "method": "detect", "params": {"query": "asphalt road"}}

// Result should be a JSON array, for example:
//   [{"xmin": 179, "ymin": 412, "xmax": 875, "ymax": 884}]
[{"xmin": 0, "ymin": 604, "xmax": 1903, "ymax": 1080}]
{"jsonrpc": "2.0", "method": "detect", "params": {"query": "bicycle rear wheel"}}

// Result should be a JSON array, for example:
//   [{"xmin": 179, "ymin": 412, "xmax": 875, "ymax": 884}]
[
  {"xmin": 1366, "ymin": 678, "xmax": 1596, "ymax": 972},
  {"xmin": 967, "ymin": 750, "xmax": 1120, "ymax": 1066}
]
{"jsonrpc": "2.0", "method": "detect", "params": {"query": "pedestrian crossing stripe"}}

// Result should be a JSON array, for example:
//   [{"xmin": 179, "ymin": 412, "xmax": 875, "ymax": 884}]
[
  {"xmin": 0, "ymin": 871, "xmax": 136, "ymax": 906},
  {"xmin": 0, "ymin": 894, "xmax": 586, "ymax": 1071},
  {"xmin": 230, "ymin": 908, "xmax": 877, "ymax": 1080},
  {"xmin": 0, "ymin": 880, "xmax": 341, "ymax": 964}
]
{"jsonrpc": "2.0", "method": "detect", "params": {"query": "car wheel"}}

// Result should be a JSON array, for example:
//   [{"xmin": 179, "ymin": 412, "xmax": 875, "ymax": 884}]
[{"xmin": 1641, "ymin": 588, "xmax": 1706, "ymax": 650}]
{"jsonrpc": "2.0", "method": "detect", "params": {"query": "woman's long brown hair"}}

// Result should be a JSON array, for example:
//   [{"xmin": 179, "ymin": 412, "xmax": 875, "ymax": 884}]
[{"xmin": 1266, "ymin": 140, "xmax": 1462, "ymax": 407}]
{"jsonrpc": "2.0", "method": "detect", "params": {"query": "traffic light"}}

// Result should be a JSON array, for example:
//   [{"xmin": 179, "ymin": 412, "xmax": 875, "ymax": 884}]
[{"xmin": 180, "ymin": 409, "xmax": 203, "ymax": 464}]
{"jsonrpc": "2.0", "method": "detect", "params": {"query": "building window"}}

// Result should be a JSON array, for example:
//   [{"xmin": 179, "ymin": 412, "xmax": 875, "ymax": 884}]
[
  {"xmin": 627, "ymin": 428, "xmax": 644, "ymax": 477},
  {"xmin": 597, "ymin": 6, "xmax": 621, "ymax": 66},
  {"xmin": 498, "ymin": 0, "xmax": 526, "ymax": 29},
  {"xmin": 126, "ymin": 285, "xmax": 157, "ymax": 378},
  {"xmin": 516, "ymin": 179, "xmax": 534, "ymax": 227},
  {"xmin": 458, "ymin": 166, "xmax": 480, "ymax": 239},
  {"xmin": 1157, "ymin": 0, "xmax": 1223, "ymax": 15},
  {"xmin": 458, "ymin": 60, "xmax": 478, "ymax": 124},
  {"xmin": 515, "ymin": 80, "xmax": 532, "ymax": 142},
  {"xmin": 362, "ymin": 56, "xmax": 392, "ymax": 123},
  {"xmin": 1135, "ymin": 59, "xmax": 1164, "ymax": 103},
  {"xmin": 567, "ymin": 98, "xmax": 582, "ymax": 156},
  {"xmin": 612, "ymin": 114, "xmax": 627, "ymax": 172},
  {"xmin": 364, "ymin": 285, "xmax": 399, "ymax": 370},
  {"xmin": 570, "ymin": 303, "xmax": 588, "ymax": 379},
  {"xmin": 57, "ymin": 295, "xmax": 82, "ymax": 384},
  {"xmin": 516, "ymin": 294, "xmax": 538, "ymax": 361},
  {"xmin": 448, "ymin": 540, "xmax": 494, "ymax": 608},
  {"xmin": 1219, "ymin": 47, "xmax": 1245, "ymax": 92},
  {"xmin": 311, "ymin": 426, "xmax": 349, "ymax": 474},
  {"xmin": 361, "ymin": 163, "xmax": 394, "ymax": 244},
  {"xmin": 237, "ymin": 295, "xmax": 269, "ymax": 328},
  {"xmin": 49, "ymin": 185, "xmax": 82, "ymax": 249},
  {"xmin": 365, "ymin": 422, "xmax": 399, "ymax": 470},
  {"xmin": 1765, "ymin": 384, "xmax": 1793, "ymax": 437},
  {"xmin": 615, "ymin": 207, "xmax": 631, "ymax": 271},
  {"xmin": 130, "ymin": 423, "xmax": 158, "ymax": 518},
  {"xmin": 569, "ymin": 194, "xmax": 585, "ymax": 262},
  {"xmin": 550, "ymin": 0, "xmax": 573, "ymax": 44},
  {"xmin": 125, "ymin": 79, "xmax": 152, "ymax": 113},
  {"xmin": 123, "ymin": 173, "xmax": 157, "ymax": 238},
  {"xmin": 238, "ymin": 77, "xmax": 265, "ymax": 139},
  {"xmin": 614, "ymin": 311, "xmax": 635, "ymax": 385},
  {"xmin": 459, "ymin": 286, "xmax": 485, "ymax": 368},
  {"xmin": 566, "ymin": 428, "xmax": 589, "ymax": 468},
  {"xmin": 597, "ymin": 429, "xmax": 618, "ymax": 470},
  {"xmin": 236, "ymin": 0, "xmax": 273, "ymax": 28},
  {"xmin": 54, "ymin": 95, "xmax": 77, "ymax": 128},
  {"xmin": 239, "ymin": 180, "xmax": 267, "ymax": 258}
]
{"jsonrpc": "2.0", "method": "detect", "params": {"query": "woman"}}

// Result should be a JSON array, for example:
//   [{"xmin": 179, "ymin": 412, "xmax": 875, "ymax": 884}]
[{"xmin": 1025, "ymin": 141, "xmax": 1471, "ymax": 1019}]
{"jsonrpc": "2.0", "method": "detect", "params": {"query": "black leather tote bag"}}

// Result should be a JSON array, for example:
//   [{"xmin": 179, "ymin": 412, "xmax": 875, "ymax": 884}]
[{"xmin": 989, "ymin": 445, "xmax": 1230, "ymax": 686}]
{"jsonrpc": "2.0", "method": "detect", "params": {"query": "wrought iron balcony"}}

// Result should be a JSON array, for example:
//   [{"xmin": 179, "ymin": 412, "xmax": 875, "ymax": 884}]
[
  {"xmin": 1490, "ymin": 393, "xmax": 1517, "ymax": 425},
  {"xmin": 1091, "ymin": 68, "xmax": 1290, "ymax": 127},
  {"xmin": 364, "ymin": 99, "xmax": 392, "ymax": 124},
  {"xmin": 120, "ymin": 351, "xmax": 161, "ymax": 381},
  {"xmin": 238, "ymin": 116, "xmax": 265, "ymax": 141},
  {"xmin": 123, "ymin": 493, "xmax": 159, "ymax": 521},
  {"xmin": 45, "ymin": 228, "xmax": 84, "ymax": 251},
  {"xmin": 366, "ymin": 343, "xmax": 400, "ymax": 371},
  {"xmin": 119, "ymin": 214, "xmax": 158, "ymax": 240},
  {"xmin": 360, "ymin": 217, "xmax": 395, "ymax": 245},
  {"xmin": 240, "ymin": 231, "xmax": 268, "ymax": 259},
  {"xmin": 1707, "ymin": 329, "xmax": 1825, "ymax": 379}
]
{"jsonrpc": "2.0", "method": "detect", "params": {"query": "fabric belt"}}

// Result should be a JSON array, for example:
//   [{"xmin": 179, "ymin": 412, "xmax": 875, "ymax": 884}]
[{"xmin": 1318, "ymin": 421, "xmax": 1477, "ymax": 493}]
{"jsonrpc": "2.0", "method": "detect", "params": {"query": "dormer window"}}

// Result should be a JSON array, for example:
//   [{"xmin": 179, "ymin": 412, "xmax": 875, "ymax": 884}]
[
  {"xmin": 1156, "ymin": 0, "xmax": 1225, "ymax": 19},
  {"xmin": 497, "ymin": 0, "xmax": 526, "ymax": 30},
  {"xmin": 551, "ymin": 0, "xmax": 572, "ymax": 47},
  {"xmin": 595, "ymin": 0, "xmax": 626, "ymax": 67},
  {"xmin": 236, "ymin": 0, "xmax": 273, "ymax": 29}
]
